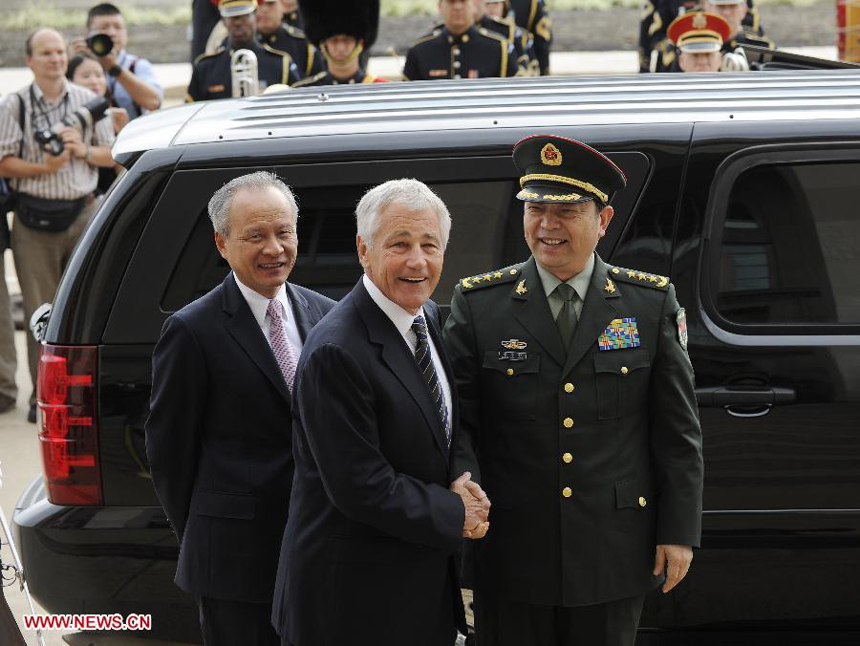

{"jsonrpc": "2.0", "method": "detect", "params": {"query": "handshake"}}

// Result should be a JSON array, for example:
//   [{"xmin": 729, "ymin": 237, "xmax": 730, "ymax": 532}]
[{"xmin": 450, "ymin": 471, "xmax": 490, "ymax": 539}]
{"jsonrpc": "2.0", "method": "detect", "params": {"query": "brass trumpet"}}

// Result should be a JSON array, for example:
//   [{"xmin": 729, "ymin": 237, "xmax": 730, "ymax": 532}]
[{"xmin": 231, "ymin": 48, "xmax": 260, "ymax": 97}]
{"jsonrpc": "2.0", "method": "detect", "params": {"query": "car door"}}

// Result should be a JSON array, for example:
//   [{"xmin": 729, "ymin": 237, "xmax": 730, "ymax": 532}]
[{"xmin": 671, "ymin": 122, "xmax": 860, "ymax": 629}]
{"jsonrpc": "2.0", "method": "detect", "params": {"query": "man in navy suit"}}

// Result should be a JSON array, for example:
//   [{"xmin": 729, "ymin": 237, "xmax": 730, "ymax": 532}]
[
  {"xmin": 272, "ymin": 178, "xmax": 490, "ymax": 646},
  {"xmin": 145, "ymin": 171, "xmax": 334, "ymax": 646}
]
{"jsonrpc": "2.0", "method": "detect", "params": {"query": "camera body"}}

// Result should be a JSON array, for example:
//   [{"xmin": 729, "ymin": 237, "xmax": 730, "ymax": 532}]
[
  {"xmin": 34, "ymin": 97, "xmax": 111, "ymax": 156},
  {"xmin": 85, "ymin": 32, "xmax": 114, "ymax": 57}
]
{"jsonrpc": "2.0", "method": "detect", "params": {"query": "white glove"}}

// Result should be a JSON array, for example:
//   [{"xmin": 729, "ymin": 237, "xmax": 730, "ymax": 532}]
[{"xmin": 721, "ymin": 48, "xmax": 750, "ymax": 72}]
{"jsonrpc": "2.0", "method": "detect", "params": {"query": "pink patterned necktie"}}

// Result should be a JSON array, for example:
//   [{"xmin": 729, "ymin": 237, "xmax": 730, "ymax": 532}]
[{"xmin": 266, "ymin": 299, "xmax": 299, "ymax": 392}]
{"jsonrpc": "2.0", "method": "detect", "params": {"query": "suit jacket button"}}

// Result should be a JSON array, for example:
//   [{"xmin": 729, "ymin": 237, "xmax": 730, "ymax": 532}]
[
  {"xmin": 562, "ymin": 452, "xmax": 573, "ymax": 463},
  {"xmin": 639, "ymin": 496, "xmax": 647, "ymax": 507},
  {"xmin": 563, "ymin": 417, "xmax": 574, "ymax": 428},
  {"xmin": 621, "ymin": 366, "xmax": 629, "ymax": 375},
  {"xmin": 562, "ymin": 487, "xmax": 572, "ymax": 498},
  {"xmin": 564, "ymin": 383, "xmax": 574, "ymax": 393}
]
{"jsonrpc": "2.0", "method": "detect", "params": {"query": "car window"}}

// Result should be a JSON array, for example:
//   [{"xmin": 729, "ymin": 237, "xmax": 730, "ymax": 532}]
[
  {"xmin": 715, "ymin": 161, "xmax": 860, "ymax": 326},
  {"xmin": 161, "ymin": 180, "xmax": 519, "ymax": 312}
]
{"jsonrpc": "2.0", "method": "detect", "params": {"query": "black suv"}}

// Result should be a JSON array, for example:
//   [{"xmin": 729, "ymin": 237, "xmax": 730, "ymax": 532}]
[{"xmin": 13, "ymin": 72, "xmax": 860, "ymax": 643}]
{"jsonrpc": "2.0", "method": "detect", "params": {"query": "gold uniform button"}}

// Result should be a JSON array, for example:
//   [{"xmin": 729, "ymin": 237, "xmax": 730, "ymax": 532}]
[
  {"xmin": 462, "ymin": 34, "xmax": 470, "ymax": 43},
  {"xmin": 510, "ymin": 269, "xmax": 518, "ymax": 275},
  {"xmin": 562, "ymin": 487, "xmax": 572, "ymax": 498},
  {"xmin": 506, "ymin": 368, "xmax": 514, "ymax": 376},
  {"xmin": 620, "ymin": 366, "xmax": 629, "ymax": 375},
  {"xmin": 612, "ymin": 267, "xmax": 620, "ymax": 274},
  {"xmin": 562, "ymin": 452, "xmax": 573, "ymax": 463},
  {"xmin": 638, "ymin": 496, "xmax": 647, "ymax": 507},
  {"xmin": 563, "ymin": 417, "xmax": 574, "ymax": 428},
  {"xmin": 564, "ymin": 383, "xmax": 575, "ymax": 393}
]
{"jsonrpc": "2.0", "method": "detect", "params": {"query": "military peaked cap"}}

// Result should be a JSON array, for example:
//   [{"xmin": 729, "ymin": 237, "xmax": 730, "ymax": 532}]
[
  {"xmin": 667, "ymin": 12, "xmax": 733, "ymax": 52},
  {"xmin": 513, "ymin": 134, "xmax": 627, "ymax": 205},
  {"xmin": 219, "ymin": 0, "xmax": 256, "ymax": 18}
]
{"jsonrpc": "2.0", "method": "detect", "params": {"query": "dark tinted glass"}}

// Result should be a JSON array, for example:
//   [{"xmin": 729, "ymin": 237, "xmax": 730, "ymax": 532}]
[
  {"xmin": 161, "ymin": 180, "xmax": 518, "ymax": 312},
  {"xmin": 716, "ymin": 162, "xmax": 860, "ymax": 325}
]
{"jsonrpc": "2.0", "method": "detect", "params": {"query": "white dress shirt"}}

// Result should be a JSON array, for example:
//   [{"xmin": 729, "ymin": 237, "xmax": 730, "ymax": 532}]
[
  {"xmin": 233, "ymin": 274, "xmax": 303, "ymax": 352},
  {"xmin": 362, "ymin": 274, "xmax": 453, "ymax": 438}
]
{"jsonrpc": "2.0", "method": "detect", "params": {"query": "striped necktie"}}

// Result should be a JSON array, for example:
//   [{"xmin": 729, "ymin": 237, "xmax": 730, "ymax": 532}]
[
  {"xmin": 411, "ymin": 315, "xmax": 450, "ymax": 447},
  {"xmin": 267, "ymin": 299, "xmax": 299, "ymax": 392}
]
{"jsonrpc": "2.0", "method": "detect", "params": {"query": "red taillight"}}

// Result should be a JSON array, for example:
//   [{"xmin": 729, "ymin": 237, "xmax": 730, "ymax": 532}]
[{"xmin": 37, "ymin": 345, "xmax": 103, "ymax": 505}]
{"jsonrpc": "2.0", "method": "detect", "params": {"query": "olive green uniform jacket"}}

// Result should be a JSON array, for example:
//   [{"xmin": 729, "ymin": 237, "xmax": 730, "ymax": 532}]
[{"xmin": 443, "ymin": 255, "xmax": 703, "ymax": 607}]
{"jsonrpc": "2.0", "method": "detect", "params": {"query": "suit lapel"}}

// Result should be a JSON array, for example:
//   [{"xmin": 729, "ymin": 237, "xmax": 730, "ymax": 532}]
[
  {"xmin": 562, "ymin": 255, "xmax": 621, "ymax": 377},
  {"xmin": 285, "ymin": 282, "xmax": 315, "ymax": 342},
  {"xmin": 353, "ymin": 281, "xmax": 450, "ymax": 463},
  {"xmin": 221, "ymin": 274, "xmax": 291, "ymax": 404},
  {"xmin": 512, "ymin": 257, "xmax": 567, "ymax": 368}
]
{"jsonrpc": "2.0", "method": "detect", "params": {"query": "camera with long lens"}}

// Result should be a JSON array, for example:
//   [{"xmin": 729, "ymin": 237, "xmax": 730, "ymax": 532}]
[
  {"xmin": 33, "ymin": 96, "xmax": 110, "ymax": 156},
  {"xmin": 85, "ymin": 32, "xmax": 114, "ymax": 57}
]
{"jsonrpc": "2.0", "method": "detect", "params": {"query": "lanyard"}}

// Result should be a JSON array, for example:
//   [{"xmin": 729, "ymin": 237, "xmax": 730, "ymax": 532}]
[{"xmin": 29, "ymin": 83, "xmax": 69, "ymax": 132}]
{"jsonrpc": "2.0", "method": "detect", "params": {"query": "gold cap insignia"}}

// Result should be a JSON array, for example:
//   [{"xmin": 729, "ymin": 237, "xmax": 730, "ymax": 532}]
[
  {"xmin": 540, "ymin": 143, "xmax": 562, "ymax": 167},
  {"xmin": 501, "ymin": 339, "xmax": 528, "ymax": 350},
  {"xmin": 692, "ymin": 12, "xmax": 707, "ymax": 29}
]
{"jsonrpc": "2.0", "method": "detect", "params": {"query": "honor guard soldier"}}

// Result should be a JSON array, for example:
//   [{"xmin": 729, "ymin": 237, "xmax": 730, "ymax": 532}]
[
  {"xmin": 403, "ymin": 0, "xmax": 518, "ymax": 81},
  {"xmin": 508, "ymin": 0, "xmax": 552, "ymax": 75},
  {"xmin": 292, "ymin": 0, "xmax": 387, "ymax": 86},
  {"xmin": 702, "ymin": 0, "xmax": 775, "ymax": 51},
  {"xmin": 256, "ymin": 0, "xmax": 324, "ymax": 80},
  {"xmin": 665, "ymin": 12, "xmax": 733, "ymax": 72},
  {"xmin": 187, "ymin": 0, "xmax": 300, "ymax": 101},
  {"xmin": 419, "ymin": 0, "xmax": 538, "ymax": 76},
  {"xmin": 443, "ymin": 135, "xmax": 703, "ymax": 646}
]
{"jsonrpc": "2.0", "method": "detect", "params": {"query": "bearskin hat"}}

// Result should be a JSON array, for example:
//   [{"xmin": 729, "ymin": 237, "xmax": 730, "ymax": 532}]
[{"xmin": 299, "ymin": 0, "xmax": 380, "ymax": 50}]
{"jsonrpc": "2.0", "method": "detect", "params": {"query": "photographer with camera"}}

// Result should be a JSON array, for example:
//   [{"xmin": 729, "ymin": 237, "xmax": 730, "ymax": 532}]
[
  {"xmin": 0, "ymin": 28, "xmax": 115, "ymax": 423},
  {"xmin": 70, "ymin": 3, "xmax": 163, "ymax": 121}
]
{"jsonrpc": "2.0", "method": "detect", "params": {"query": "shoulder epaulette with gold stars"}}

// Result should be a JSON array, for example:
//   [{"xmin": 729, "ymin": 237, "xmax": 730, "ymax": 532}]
[
  {"xmin": 477, "ymin": 27, "xmax": 507, "ymax": 43},
  {"xmin": 608, "ymin": 266, "xmax": 670, "ymax": 290},
  {"xmin": 459, "ymin": 264, "xmax": 522, "ymax": 291},
  {"xmin": 412, "ymin": 29, "xmax": 442, "ymax": 47}
]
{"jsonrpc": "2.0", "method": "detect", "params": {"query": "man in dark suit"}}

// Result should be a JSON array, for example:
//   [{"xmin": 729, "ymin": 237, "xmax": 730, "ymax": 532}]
[
  {"xmin": 145, "ymin": 171, "xmax": 334, "ymax": 646},
  {"xmin": 443, "ymin": 136, "xmax": 703, "ymax": 646},
  {"xmin": 272, "ymin": 178, "xmax": 490, "ymax": 646}
]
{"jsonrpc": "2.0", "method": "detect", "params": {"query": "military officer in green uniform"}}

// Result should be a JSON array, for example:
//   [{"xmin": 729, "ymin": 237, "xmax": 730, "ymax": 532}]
[
  {"xmin": 443, "ymin": 135, "xmax": 703, "ymax": 646},
  {"xmin": 255, "ymin": 0, "xmax": 324, "ymax": 80},
  {"xmin": 403, "ymin": 0, "xmax": 518, "ymax": 81},
  {"xmin": 187, "ymin": 0, "xmax": 300, "ymax": 102}
]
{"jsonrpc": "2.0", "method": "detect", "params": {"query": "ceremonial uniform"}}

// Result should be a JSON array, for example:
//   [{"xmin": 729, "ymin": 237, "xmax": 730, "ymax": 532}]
[
  {"xmin": 509, "ymin": 0, "xmax": 552, "ymax": 75},
  {"xmin": 403, "ymin": 25, "xmax": 518, "ymax": 81},
  {"xmin": 258, "ymin": 24, "xmax": 325, "ymax": 79},
  {"xmin": 186, "ymin": 42, "xmax": 300, "ymax": 101},
  {"xmin": 422, "ymin": 14, "xmax": 536, "ymax": 76},
  {"xmin": 443, "ymin": 135, "xmax": 703, "ymax": 646},
  {"xmin": 292, "ymin": 69, "xmax": 387, "ymax": 86}
]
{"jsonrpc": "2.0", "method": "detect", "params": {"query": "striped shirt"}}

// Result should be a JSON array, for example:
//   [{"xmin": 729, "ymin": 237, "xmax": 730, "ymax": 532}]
[{"xmin": 0, "ymin": 79, "xmax": 115, "ymax": 200}]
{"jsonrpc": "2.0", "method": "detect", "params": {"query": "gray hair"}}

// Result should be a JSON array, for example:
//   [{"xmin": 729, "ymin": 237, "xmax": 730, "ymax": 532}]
[
  {"xmin": 355, "ymin": 178, "xmax": 452, "ymax": 249},
  {"xmin": 207, "ymin": 171, "xmax": 298, "ymax": 236}
]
